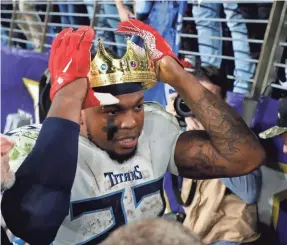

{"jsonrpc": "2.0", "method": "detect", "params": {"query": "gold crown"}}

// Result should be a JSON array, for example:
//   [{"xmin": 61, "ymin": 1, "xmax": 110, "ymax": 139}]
[{"xmin": 89, "ymin": 39, "xmax": 157, "ymax": 90}]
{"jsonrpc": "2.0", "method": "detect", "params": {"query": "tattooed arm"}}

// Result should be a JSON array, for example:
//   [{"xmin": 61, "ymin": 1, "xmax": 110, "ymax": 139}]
[{"xmin": 159, "ymin": 57, "xmax": 266, "ymax": 179}]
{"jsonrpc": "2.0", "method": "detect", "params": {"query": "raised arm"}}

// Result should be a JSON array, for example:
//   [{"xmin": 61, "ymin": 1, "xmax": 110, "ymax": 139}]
[
  {"xmin": 1, "ymin": 26, "xmax": 100, "ymax": 245},
  {"xmin": 164, "ymin": 57, "xmax": 265, "ymax": 178},
  {"xmin": 115, "ymin": 0, "xmax": 135, "ymax": 22},
  {"xmin": 115, "ymin": 19, "xmax": 266, "ymax": 179}
]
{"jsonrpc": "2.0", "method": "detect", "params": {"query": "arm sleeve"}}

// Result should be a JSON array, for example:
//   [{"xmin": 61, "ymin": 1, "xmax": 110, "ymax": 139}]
[
  {"xmin": 1, "ymin": 117, "xmax": 80, "ymax": 245},
  {"xmin": 220, "ymin": 168, "xmax": 262, "ymax": 204}
]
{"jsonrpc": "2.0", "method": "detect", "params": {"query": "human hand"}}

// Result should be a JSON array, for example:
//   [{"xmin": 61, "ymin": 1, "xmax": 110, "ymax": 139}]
[
  {"xmin": 166, "ymin": 92, "xmax": 178, "ymax": 117},
  {"xmin": 185, "ymin": 117, "xmax": 205, "ymax": 131},
  {"xmin": 118, "ymin": 5, "xmax": 134, "ymax": 22},
  {"xmin": 115, "ymin": 19, "xmax": 182, "ymax": 84},
  {"xmin": 49, "ymin": 26, "xmax": 115, "ymax": 108}
]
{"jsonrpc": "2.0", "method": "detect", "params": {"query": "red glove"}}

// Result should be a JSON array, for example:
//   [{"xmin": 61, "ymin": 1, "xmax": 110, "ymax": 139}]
[
  {"xmin": 48, "ymin": 26, "xmax": 101, "ymax": 108},
  {"xmin": 1, "ymin": 135, "xmax": 14, "ymax": 157},
  {"xmin": 115, "ymin": 19, "xmax": 181, "ymax": 65}
]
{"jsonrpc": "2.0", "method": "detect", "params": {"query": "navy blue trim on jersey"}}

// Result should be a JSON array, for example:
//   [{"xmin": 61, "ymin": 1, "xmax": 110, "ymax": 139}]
[
  {"xmin": 70, "ymin": 189, "xmax": 126, "ymax": 245},
  {"xmin": 131, "ymin": 175, "xmax": 165, "ymax": 209},
  {"xmin": 2, "ymin": 117, "xmax": 80, "ymax": 245},
  {"xmin": 69, "ymin": 175, "xmax": 166, "ymax": 245}
]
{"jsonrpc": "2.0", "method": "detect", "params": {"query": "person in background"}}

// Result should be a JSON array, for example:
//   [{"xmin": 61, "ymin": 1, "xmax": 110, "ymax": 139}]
[
  {"xmin": 115, "ymin": 0, "xmax": 135, "ymax": 22},
  {"xmin": 166, "ymin": 66, "xmax": 261, "ymax": 245},
  {"xmin": 12, "ymin": 0, "xmax": 44, "ymax": 50},
  {"xmin": 94, "ymin": 0, "xmax": 134, "ymax": 57},
  {"xmin": 189, "ymin": 3, "xmax": 255, "ymax": 95},
  {"xmin": 82, "ymin": 0, "xmax": 95, "ymax": 22},
  {"xmin": 259, "ymin": 97, "xmax": 287, "ymax": 154},
  {"xmin": 100, "ymin": 219, "xmax": 204, "ymax": 245},
  {"xmin": 132, "ymin": 0, "xmax": 187, "ymax": 106},
  {"xmin": 1, "ymin": 135, "xmax": 15, "ymax": 245},
  {"xmin": 56, "ymin": 0, "xmax": 90, "ymax": 26}
]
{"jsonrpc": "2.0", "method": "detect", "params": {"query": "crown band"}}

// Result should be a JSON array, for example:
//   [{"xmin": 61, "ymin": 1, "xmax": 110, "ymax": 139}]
[{"xmin": 89, "ymin": 71, "xmax": 156, "ymax": 88}]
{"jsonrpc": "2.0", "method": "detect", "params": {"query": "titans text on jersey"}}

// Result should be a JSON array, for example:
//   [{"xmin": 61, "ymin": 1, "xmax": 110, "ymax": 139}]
[
  {"xmin": 7, "ymin": 102, "xmax": 181, "ymax": 245},
  {"xmin": 104, "ymin": 165, "xmax": 143, "ymax": 188}
]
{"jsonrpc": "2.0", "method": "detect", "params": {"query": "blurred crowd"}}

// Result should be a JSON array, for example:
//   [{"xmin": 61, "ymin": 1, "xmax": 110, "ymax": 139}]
[{"xmin": 3, "ymin": 1, "xmax": 285, "ymax": 96}]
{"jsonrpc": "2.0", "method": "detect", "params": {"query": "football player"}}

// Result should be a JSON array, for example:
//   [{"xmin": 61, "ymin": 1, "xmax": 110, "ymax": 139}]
[{"xmin": 2, "ymin": 20, "xmax": 265, "ymax": 245}]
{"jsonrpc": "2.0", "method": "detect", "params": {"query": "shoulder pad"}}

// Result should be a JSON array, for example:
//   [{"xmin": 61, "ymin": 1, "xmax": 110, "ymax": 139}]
[{"xmin": 144, "ymin": 102, "xmax": 180, "ymax": 129}]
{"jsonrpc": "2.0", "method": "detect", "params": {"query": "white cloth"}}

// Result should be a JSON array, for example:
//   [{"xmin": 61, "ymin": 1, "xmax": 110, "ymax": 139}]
[{"xmin": 8, "ymin": 102, "xmax": 181, "ymax": 244}]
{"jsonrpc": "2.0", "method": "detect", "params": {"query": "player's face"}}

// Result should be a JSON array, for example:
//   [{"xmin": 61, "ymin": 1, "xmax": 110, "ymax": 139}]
[
  {"xmin": 281, "ymin": 132, "xmax": 287, "ymax": 154},
  {"xmin": 84, "ymin": 91, "xmax": 145, "ymax": 162}
]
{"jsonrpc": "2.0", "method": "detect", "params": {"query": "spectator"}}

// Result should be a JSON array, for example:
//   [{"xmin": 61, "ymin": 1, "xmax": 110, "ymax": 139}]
[
  {"xmin": 189, "ymin": 3, "xmax": 255, "ymax": 95},
  {"xmin": 100, "ymin": 219, "xmax": 204, "ymax": 245},
  {"xmin": 12, "ymin": 0, "xmax": 45, "ymax": 50},
  {"xmin": 133, "ymin": 0, "xmax": 187, "ymax": 106},
  {"xmin": 259, "ymin": 97, "xmax": 287, "ymax": 154},
  {"xmin": 166, "ymin": 66, "xmax": 261, "ymax": 245},
  {"xmin": 56, "ymin": 1, "xmax": 90, "ymax": 26},
  {"xmin": 95, "ymin": 1, "xmax": 134, "ymax": 57},
  {"xmin": 1, "ymin": 2, "xmax": 13, "ymax": 46},
  {"xmin": 239, "ymin": 3, "xmax": 271, "ymax": 58},
  {"xmin": 36, "ymin": 3, "xmax": 62, "ymax": 48},
  {"xmin": 115, "ymin": 0, "xmax": 135, "ymax": 22},
  {"xmin": 82, "ymin": 0, "xmax": 95, "ymax": 21}
]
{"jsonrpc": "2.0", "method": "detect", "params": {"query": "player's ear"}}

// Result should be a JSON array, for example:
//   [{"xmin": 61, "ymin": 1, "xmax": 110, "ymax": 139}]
[{"xmin": 79, "ymin": 110, "xmax": 88, "ymax": 137}]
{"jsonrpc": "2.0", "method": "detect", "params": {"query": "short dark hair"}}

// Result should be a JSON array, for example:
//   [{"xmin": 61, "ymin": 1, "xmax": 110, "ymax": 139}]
[{"xmin": 192, "ymin": 66, "xmax": 233, "ymax": 98}]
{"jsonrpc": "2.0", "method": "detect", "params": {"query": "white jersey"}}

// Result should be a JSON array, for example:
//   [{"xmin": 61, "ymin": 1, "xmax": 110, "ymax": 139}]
[{"xmin": 7, "ymin": 102, "xmax": 181, "ymax": 245}]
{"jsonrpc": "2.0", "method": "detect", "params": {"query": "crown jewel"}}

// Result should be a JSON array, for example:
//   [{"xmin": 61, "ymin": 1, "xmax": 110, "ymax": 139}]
[{"xmin": 89, "ymin": 39, "xmax": 157, "ymax": 89}]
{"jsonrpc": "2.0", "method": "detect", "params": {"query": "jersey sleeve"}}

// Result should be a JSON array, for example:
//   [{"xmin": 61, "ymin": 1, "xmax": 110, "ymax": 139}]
[
  {"xmin": 1, "ymin": 117, "xmax": 80, "ymax": 245},
  {"xmin": 168, "ymin": 133, "xmax": 181, "ymax": 176},
  {"xmin": 144, "ymin": 102, "xmax": 182, "ymax": 176}
]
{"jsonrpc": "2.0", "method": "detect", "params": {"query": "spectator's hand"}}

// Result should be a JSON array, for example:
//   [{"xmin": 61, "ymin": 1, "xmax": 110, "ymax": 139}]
[
  {"xmin": 185, "ymin": 117, "xmax": 205, "ymax": 131},
  {"xmin": 166, "ymin": 92, "xmax": 178, "ymax": 117},
  {"xmin": 118, "ymin": 5, "xmax": 134, "ymax": 22}
]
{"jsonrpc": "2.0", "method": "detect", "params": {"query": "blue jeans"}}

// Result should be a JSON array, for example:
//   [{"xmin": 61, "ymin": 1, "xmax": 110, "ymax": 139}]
[
  {"xmin": 134, "ymin": 0, "xmax": 186, "ymax": 106},
  {"xmin": 96, "ymin": 4, "xmax": 129, "ymax": 57},
  {"xmin": 82, "ymin": 0, "xmax": 94, "ymax": 20},
  {"xmin": 57, "ymin": 0, "xmax": 79, "ymax": 25},
  {"xmin": 192, "ymin": 3, "xmax": 255, "ymax": 94}
]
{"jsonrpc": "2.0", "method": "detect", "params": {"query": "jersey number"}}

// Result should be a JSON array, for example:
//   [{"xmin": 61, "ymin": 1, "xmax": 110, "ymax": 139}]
[{"xmin": 70, "ymin": 176, "xmax": 165, "ymax": 244}]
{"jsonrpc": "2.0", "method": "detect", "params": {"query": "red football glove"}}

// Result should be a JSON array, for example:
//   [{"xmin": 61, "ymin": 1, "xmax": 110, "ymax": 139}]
[
  {"xmin": 48, "ymin": 26, "xmax": 101, "ymax": 108},
  {"xmin": 1, "ymin": 135, "xmax": 14, "ymax": 157},
  {"xmin": 115, "ymin": 19, "xmax": 181, "ymax": 65}
]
